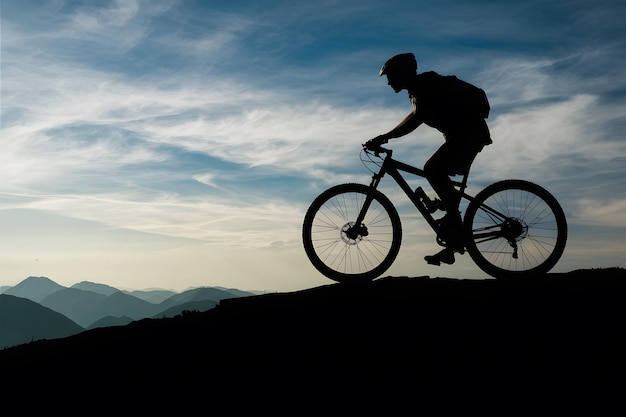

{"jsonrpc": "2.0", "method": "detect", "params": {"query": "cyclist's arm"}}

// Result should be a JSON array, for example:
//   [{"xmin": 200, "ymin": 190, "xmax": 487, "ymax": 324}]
[
  {"xmin": 384, "ymin": 110, "xmax": 422, "ymax": 140},
  {"xmin": 378, "ymin": 100, "xmax": 422, "ymax": 142}
]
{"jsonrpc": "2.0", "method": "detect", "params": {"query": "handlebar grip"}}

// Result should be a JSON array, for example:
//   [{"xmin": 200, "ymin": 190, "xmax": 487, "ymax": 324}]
[{"xmin": 363, "ymin": 143, "xmax": 391, "ymax": 156}]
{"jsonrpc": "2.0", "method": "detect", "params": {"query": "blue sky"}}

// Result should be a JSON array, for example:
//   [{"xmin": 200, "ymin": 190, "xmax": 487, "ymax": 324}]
[{"xmin": 2, "ymin": 0, "xmax": 625, "ymax": 292}]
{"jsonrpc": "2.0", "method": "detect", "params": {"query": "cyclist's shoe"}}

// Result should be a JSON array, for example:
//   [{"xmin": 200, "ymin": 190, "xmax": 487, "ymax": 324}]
[
  {"xmin": 437, "ymin": 213, "xmax": 465, "ymax": 254},
  {"xmin": 425, "ymin": 248, "xmax": 456, "ymax": 266}
]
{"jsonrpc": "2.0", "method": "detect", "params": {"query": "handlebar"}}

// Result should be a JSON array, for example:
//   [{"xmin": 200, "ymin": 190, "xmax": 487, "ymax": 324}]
[{"xmin": 362, "ymin": 142, "xmax": 392, "ymax": 157}]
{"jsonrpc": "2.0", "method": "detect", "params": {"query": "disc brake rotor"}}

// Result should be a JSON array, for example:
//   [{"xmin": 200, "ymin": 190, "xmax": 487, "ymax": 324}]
[{"xmin": 341, "ymin": 222, "xmax": 368, "ymax": 244}]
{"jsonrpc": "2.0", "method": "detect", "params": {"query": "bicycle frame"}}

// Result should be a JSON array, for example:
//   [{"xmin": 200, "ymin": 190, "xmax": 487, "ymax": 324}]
[{"xmin": 355, "ymin": 147, "xmax": 508, "ymax": 243}]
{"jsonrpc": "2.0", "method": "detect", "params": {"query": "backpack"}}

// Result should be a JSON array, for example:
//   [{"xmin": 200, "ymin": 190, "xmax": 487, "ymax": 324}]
[
  {"xmin": 421, "ymin": 71, "xmax": 491, "ymax": 119},
  {"xmin": 448, "ymin": 75, "xmax": 490, "ymax": 119}
]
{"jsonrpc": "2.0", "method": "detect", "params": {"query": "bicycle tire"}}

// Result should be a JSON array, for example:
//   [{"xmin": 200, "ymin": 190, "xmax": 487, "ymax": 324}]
[
  {"xmin": 302, "ymin": 183, "xmax": 402, "ymax": 283},
  {"xmin": 464, "ymin": 179, "xmax": 567, "ymax": 279}
]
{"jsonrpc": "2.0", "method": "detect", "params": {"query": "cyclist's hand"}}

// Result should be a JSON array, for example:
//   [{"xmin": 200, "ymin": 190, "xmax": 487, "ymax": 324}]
[{"xmin": 364, "ymin": 135, "xmax": 388, "ymax": 150}]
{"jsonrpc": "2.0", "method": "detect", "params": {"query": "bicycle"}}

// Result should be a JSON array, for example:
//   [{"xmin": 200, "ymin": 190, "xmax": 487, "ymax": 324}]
[{"xmin": 302, "ymin": 143, "xmax": 567, "ymax": 282}]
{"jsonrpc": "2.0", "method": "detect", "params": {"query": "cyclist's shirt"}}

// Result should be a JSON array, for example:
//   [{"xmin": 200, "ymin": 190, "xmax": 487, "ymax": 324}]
[{"xmin": 407, "ymin": 72, "xmax": 492, "ymax": 146}]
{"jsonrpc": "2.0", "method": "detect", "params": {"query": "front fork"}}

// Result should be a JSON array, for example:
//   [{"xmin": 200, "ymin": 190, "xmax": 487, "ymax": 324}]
[{"xmin": 346, "ymin": 173, "xmax": 383, "ymax": 240}]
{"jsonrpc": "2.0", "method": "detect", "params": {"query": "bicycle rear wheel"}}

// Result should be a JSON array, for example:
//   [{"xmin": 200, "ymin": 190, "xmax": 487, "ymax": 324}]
[
  {"xmin": 464, "ymin": 179, "xmax": 567, "ymax": 279},
  {"xmin": 302, "ymin": 183, "xmax": 402, "ymax": 283}
]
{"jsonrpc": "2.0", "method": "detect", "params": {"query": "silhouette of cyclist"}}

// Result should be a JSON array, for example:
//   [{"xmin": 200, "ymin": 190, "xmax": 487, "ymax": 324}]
[{"xmin": 365, "ymin": 53, "xmax": 492, "ymax": 266}]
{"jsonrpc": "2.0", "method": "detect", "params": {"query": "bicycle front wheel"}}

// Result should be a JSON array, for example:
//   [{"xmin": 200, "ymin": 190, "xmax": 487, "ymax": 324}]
[
  {"xmin": 464, "ymin": 179, "xmax": 567, "ymax": 279},
  {"xmin": 302, "ymin": 183, "xmax": 402, "ymax": 283}
]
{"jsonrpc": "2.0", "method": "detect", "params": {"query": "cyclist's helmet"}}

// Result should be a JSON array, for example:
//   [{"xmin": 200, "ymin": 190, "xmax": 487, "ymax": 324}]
[{"xmin": 379, "ymin": 53, "xmax": 417, "ymax": 77}]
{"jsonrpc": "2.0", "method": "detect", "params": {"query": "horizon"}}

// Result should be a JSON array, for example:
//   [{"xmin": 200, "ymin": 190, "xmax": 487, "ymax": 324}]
[
  {"xmin": 0, "ymin": 274, "xmax": 262, "ymax": 294},
  {"xmin": 2, "ymin": 1, "xmax": 625, "ymax": 292}
]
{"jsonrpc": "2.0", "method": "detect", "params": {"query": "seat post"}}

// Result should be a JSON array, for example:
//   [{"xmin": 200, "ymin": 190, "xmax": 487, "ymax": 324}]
[{"xmin": 451, "ymin": 171, "xmax": 470, "ymax": 194}]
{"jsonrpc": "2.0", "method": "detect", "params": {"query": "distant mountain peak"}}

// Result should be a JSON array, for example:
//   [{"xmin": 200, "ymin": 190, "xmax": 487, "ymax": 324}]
[
  {"xmin": 24, "ymin": 276, "xmax": 57, "ymax": 283},
  {"xmin": 71, "ymin": 281, "xmax": 119, "ymax": 296},
  {"xmin": 5, "ymin": 276, "xmax": 66, "ymax": 303}
]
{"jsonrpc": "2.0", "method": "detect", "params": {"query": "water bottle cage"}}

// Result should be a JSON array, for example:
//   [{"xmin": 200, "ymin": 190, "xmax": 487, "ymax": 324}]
[
  {"xmin": 427, "ymin": 197, "xmax": 444, "ymax": 213},
  {"xmin": 415, "ymin": 187, "xmax": 444, "ymax": 214}
]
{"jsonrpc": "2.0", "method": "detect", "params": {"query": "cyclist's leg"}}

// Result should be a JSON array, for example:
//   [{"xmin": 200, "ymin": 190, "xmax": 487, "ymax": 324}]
[{"xmin": 423, "ymin": 142, "xmax": 465, "ymax": 249}]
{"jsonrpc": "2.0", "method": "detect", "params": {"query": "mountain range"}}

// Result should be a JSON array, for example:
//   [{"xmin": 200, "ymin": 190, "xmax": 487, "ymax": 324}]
[{"xmin": 0, "ymin": 276, "xmax": 256, "ymax": 348}]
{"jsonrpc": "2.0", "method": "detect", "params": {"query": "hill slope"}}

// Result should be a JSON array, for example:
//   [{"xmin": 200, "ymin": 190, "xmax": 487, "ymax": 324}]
[
  {"xmin": 1, "ymin": 268, "xmax": 624, "ymax": 406},
  {"xmin": 0, "ymin": 294, "xmax": 84, "ymax": 348}
]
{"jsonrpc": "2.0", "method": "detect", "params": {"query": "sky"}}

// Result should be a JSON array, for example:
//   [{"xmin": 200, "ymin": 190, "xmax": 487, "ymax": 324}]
[{"xmin": 1, "ymin": 0, "xmax": 625, "ymax": 293}]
